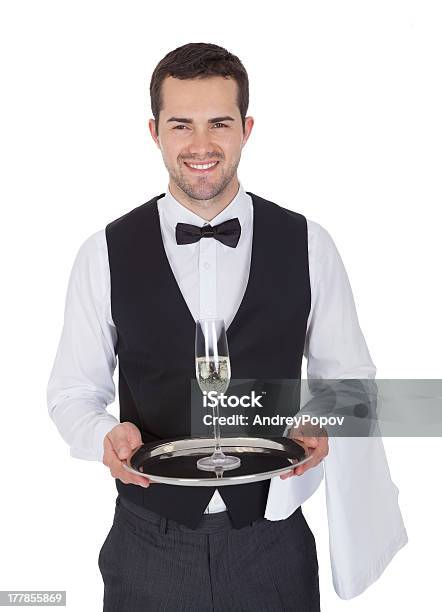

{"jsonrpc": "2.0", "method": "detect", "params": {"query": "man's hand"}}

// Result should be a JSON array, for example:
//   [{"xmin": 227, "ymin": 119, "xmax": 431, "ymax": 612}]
[
  {"xmin": 103, "ymin": 422, "xmax": 151, "ymax": 488},
  {"xmin": 280, "ymin": 423, "xmax": 329, "ymax": 479}
]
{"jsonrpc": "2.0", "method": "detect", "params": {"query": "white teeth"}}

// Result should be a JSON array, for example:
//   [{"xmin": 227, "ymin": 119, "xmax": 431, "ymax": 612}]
[{"xmin": 187, "ymin": 161, "xmax": 218, "ymax": 170}]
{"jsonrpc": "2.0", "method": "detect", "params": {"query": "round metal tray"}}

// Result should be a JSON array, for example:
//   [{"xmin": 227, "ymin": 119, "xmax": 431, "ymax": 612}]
[{"xmin": 123, "ymin": 436, "xmax": 313, "ymax": 486}]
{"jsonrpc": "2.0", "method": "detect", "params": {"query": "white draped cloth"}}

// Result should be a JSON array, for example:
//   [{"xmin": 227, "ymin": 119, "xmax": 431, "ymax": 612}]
[{"xmin": 265, "ymin": 435, "xmax": 408, "ymax": 599}]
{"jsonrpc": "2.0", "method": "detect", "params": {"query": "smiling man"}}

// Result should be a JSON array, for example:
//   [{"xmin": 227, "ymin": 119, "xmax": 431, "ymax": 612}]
[
  {"xmin": 152, "ymin": 69, "xmax": 252, "ymax": 217},
  {"xmin": 47, "ymin": 42, "xmax": 407, "ymax": 611}
]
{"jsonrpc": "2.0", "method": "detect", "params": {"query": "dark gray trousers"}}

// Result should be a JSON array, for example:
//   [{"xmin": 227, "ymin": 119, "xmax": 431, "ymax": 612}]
[{"xmin": 98, "ymin": 495, "xmax": 320, "ymax": 611}]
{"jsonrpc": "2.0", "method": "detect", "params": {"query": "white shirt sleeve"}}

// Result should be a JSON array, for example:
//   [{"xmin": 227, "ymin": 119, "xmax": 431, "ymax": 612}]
[
  {"xmin": 304, "ymin": 219, "xmax": 376, "ymax": 379},
  {"xmin": 47, "ymin": 230, "xmax": 120, "ymax": 462}
]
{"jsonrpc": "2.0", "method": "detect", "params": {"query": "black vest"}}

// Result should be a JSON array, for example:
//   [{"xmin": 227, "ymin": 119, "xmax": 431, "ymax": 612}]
[{"xmin": 105, "ymin": 191, "xmax": 311, "ymax": 529}]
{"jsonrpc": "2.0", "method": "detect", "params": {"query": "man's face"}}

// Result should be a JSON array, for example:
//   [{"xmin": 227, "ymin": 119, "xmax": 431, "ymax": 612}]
[{"xmin": 149, "ymin": 75, "xmax": 253, "ymax": 201}]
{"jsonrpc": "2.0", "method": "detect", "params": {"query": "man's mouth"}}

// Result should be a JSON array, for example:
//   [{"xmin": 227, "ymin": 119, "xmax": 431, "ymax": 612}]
[{"xmin": 183, "ymin": 161, "xmax": 220, "ymax": 173}]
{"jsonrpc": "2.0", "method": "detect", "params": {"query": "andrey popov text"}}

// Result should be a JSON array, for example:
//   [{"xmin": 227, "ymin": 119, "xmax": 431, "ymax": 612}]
[{"xmin": 202, "ymin": 413, "xmax": 345, "ymax": 427}]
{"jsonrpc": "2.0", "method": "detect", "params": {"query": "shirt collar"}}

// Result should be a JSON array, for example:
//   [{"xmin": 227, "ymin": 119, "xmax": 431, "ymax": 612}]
[{"xmin": 158, "ymin": 181, "xmax": 250, "ymax": 233}]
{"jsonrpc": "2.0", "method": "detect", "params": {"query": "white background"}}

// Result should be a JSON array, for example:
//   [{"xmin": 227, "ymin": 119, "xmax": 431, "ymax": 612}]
[{"xmin": 0, "ymin": 1, "xmax": 441, "ymax": 609}]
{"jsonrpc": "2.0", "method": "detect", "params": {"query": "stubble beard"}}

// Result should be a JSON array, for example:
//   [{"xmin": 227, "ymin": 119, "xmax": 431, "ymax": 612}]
[{"xmin": 168, "ymin": 158, "xmax": 239, "ymax": 202}]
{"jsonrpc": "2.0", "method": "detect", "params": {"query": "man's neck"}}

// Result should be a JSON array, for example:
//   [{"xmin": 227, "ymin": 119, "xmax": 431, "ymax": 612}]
[{"xmin": 168, "ymin": 179, "xmax": 240, "ymax": 222}]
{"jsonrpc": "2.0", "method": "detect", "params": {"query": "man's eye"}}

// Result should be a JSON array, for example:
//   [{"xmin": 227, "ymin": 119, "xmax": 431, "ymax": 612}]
[{"xmin": 172, "ymin": 123, "xmax": 227, "ymax": 130}]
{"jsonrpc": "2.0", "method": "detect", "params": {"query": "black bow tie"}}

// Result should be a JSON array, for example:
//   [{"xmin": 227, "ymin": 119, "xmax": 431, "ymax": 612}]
[{"xmin": 175, "ymin": 218, "xmax": 241, "ymax": 248}]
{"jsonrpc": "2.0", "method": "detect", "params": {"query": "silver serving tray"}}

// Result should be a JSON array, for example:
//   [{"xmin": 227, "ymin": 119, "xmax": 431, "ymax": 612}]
[{"xmin": 123, "ymin": 436, "xmax": 313, "ymax": 486}]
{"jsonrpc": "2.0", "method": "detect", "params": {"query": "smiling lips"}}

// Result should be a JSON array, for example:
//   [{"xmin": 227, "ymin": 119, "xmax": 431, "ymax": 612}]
[{"xmin": 184, "ymin": 161, "xmax": 220, "ymax": 173}]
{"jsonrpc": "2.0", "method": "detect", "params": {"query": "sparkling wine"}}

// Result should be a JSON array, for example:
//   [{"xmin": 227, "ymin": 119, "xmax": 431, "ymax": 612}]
[
  {"xmin": 195, "ymin": 318, "xmax": 241, "ymax": 472},
  {"xmin": 196, "ymin": 355, "xmax": 231, "ymax": 395}
]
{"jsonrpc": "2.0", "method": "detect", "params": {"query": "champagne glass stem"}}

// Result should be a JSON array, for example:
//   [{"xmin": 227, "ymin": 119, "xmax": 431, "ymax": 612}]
[{"xmin": 212, "ymin": 396, "xmax": 225, "ymax": 457}]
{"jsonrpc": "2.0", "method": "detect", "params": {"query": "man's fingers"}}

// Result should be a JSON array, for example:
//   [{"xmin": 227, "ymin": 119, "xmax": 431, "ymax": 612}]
[
  {"xmin": 293, "ymin": 436, "xmax": 318, "ymax": 448},
  {"xmin": 103, "ymin": 433, "xmax": 119, "ymax": 466},
  {"xmin": 280, "ymin": 470, "xmax": 295, "ymax": 480},
  {"xmin": 116, "ymin": 463, "xmax": 151, "ymax": 488},
  {"xmin": 294, "ymin": 439, "xmax": 329, "ymax": 475},
  {"xmin": 107, "ymin": 423, "xmax": 141, "ymax": 460},
  {"xmin": 280, "ymin": 436, "xmax": 329, "ymax": 479},
  {"xmin": 122, "ymin": 421, "xmax": 143, "ymax": 450},
  {"xmin": 103, "ymin": 428, "xmax": 151, "ymax": 488},
  {"xmin": 108, "ymin": 429, "xmax": 131, "ymax": 460},
  {"xmin": 109, "ymin": 453, "xmax": 151, "ymax": 488}
]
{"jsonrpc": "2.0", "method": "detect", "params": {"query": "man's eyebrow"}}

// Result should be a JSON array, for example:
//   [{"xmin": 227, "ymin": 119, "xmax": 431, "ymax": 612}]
[
  {"xmin": 166, "ymin": 116, "xmax": 235, "ymax": 124},
  {"xmin": 209, "ymin": 116, "xmax": 235, "ymax": 123}
]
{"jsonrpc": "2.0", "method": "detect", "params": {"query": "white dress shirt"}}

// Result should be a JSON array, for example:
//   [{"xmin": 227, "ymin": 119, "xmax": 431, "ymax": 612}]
[{"xmin": 47, "ymin": 181, "xmax": 407, "ymax": 599}]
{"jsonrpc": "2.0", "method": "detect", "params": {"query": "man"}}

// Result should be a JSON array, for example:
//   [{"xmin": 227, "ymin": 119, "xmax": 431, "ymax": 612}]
[{"xmin": 47, "ymin": 42, "xmax": 407, "ymax": 610}]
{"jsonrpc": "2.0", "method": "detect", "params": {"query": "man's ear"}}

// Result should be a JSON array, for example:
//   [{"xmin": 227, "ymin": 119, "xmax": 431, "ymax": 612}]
[
  {"xmin": 242, "ymin": 116, "xmax": 254, "ymax": 147},
  {"xmin": 148, "ymin": 118, "xmax": 160, "ymax": 148}
]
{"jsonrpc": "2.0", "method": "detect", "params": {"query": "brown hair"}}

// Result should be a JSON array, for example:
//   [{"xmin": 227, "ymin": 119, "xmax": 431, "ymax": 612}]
[{"xmin": 149, "ymin": 42, "xmax": 249, "ymax": 135}]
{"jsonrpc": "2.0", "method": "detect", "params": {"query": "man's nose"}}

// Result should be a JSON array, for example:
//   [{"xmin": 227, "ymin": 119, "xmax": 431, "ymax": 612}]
[{"xmin": 188, "ymin": 129, "xmax": 213, "ymax": 155}]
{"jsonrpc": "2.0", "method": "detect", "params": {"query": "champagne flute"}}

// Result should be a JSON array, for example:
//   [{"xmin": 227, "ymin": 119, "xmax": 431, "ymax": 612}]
[{"xmin": 195, "ymin": 318, "xmax": 241, "ymax": 471}]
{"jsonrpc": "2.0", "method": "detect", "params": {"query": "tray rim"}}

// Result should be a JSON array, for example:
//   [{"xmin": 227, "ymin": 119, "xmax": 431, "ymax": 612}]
[{"xmin": 123, "ymin": 436, "xmax": 314, "ymax": 486}]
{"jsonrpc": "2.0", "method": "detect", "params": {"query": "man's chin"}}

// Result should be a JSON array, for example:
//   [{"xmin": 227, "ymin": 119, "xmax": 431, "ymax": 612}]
[{"xmin": 179, "ymin": 180, "xmax": 223, "ymax": 202}]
